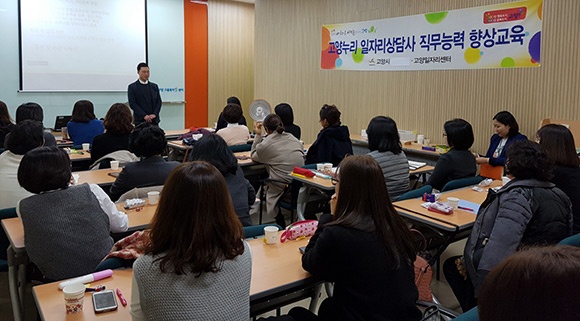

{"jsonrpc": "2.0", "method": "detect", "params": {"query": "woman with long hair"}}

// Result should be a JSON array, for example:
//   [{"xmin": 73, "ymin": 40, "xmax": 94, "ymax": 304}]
[
  {"xmin": 251, "ymin": 114, "xmax": 304, "ymax": 225},
  {"xmin": 288, "ymin": 155, "xmax": 421, "ymax": 321},
  {"xmin": 537, "ymin": 124, "xmax": 580, "ymax": 233},
  {"xmin": 131, "ymin": 162, "xmax": 251, "ymax": 320},
  {"xmin": 0, "ymin": 100, "xmax": 15, "ymax": 147},
  {"xmin": 189, "ymin": 134, "xmax": 255, "ymax": 226}
]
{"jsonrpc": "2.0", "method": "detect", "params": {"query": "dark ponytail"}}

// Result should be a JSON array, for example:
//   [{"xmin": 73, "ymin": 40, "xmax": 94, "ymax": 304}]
[{"xmin": 263, "ymin": 114, "xmax": 285, "ymax": 134}]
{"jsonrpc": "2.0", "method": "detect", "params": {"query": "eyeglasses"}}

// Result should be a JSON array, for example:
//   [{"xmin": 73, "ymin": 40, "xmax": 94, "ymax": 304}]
[{"xmin": 331, "ymin": 177, "xmax": 339, "ymax": 185}]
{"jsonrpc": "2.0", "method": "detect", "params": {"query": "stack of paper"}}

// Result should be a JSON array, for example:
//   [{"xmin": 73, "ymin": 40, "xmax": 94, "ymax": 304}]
[{"xmin": 408, "ymin": 160, "xmax": 427, "ymax": 170}]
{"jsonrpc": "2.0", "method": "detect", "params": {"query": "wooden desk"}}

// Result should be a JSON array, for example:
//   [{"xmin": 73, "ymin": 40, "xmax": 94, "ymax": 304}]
[
  {"xmin": 73, "ymin": 169, "xmax": 120, "ymax": 186},
  {"xmin": 31, "ymin": 235, "xmax": 316, "ymax": 320},
  {"xmin": 350, "ymin": 134, "xmax": 442, "ymax": 165},
  {"xmin": 68, "ymin": 151, "xmax": 91, "ymax": 162}
]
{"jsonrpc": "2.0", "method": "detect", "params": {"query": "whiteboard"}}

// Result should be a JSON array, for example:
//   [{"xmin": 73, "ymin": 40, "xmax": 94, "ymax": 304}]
[{"xmin": 19, "ymin": 0, "xmax": 147, "ymax": 91}]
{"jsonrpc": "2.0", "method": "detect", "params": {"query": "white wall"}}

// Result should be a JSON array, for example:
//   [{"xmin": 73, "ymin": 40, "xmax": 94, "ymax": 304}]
[{"xmin": 0, "ymin": 0, "xmax": 185, "ymax": 129}]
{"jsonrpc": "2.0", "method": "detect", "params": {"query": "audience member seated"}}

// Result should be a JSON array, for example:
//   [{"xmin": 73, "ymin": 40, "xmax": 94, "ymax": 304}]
[
  {"xmin": 216, "ymin": 103, "xmax": 250, "ymax": 146},
  {"xmin": 275, "ymin": 102, "xmax": 301, "ymax": 139},
  {"xmin": 366, "ymin": 116, "xmax": 409, "ymax": 200},
  {"xmin": 216, "ymin": 96, "xmax": 248, "ymax": 131},
  {"xmin": 537, "ymin": 124, "xmax": 580, "ymax": 234},
  {"xmin": 479, "ymin": 246, "xmax": 580, "ymax": 321},
  {"xmin": 427, "ymin": 118, "xmax": 477, "ymax": 190},
  {"xmin": 251, "ymin": 114, "xmax": 304, "ymax": 225},
  {"xmin": 286, "ymin": 155, "xmax": 421, "ymax": 321},
  {"xmin": 17, "ymin": 146, "xmax": 128, "ymax": 280},
  {"xmin": 91, "ymin": 103, "xmax": 134, "ymax": 163},
  {"xmin": 5, "ymin": 102, "xmax": 56, "ymax": 147},
  {"xmin": 0, "ymin": 100, "xmax": 15, "ymax": 148},
  {"xmin": 66, "ymin": 100, "xmax": 105, "ymax": 146},
  {"xmin": 189, "ymin": 134, "xmax": 255, "ymax": 226},
  {"xmin": 0, "ymin": 120, "xmax": 44, "ymax": 209},
  {"xmin": 444, "ymin": 140, "xmax": 572, "ymax": 312},
  {"xmin": 475, "ymin": 111, "xmax": 527, "ymax": 166},
  {"xmin": 305, "ymin": 104, "xmax": 353, "ymax": 166},
  {"xmin": 131, "ymin": 161, "xmax": 251, "ymax": 320},
  {"xmin": 109, "ymin": 123, "xmax": 180, "ymax": 201}
]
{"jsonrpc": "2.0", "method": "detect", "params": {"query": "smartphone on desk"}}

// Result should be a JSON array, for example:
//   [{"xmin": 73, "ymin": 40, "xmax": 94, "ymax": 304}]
[
  {"xmin": 299, "ymin": 246, "xmax": 306, "ymax": 254},
  {"xmin": 93, "ymin": 290, "xmax": 118, "ymax": 313}
]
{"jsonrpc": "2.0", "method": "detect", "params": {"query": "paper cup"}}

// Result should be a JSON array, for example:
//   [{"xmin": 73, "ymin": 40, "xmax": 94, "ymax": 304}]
[
  {"xmin": 110, "ymin": 161, "xmax": 119, "ymax": 170},
  {"xmin": 148, "ymin": 191, "xmax": 160, "ymax": 205},
  {"xmin": 417, "ymin": 134, "xmax": 425, "ymax": 145},
  {"xmin": 72, "ymin": 174, "xmax": 80, "ymax": 185},
  {"xmin": 361, "ymin": 129, "xmax": 367, "ymax": 137},
  {"xmin": 82, "ymin": 143, "xmax": 90, "ymax": 151},
  {"xmin": 316, "ymin": 163, "xmax": 324, "ymax": 171},
  {"xmin": 63, "ymin": 283, "xmax": 85, "ymax": 314},
  {"xmin": 323, "ymin": 163, "xmax": 333, "ymax": 172},
  {"xmin": 424, "ymin": 138, "xmax": 430, "ymax": 145},
  {"xmin": 447, "ymin": 197, "xmax": 460, "ymax": 209},
  {"xmin": 264, "ymin": 226, "xmax": 279, "ymax": 244}
]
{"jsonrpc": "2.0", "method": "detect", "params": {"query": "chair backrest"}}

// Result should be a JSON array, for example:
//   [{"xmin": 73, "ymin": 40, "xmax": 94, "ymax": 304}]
[
  {"xmin": 228, "ymin": 143, "xmax": 252, "ymax": 153},
  {"xmin": 243, "ymin": 224, "xmax": 282, "ymax": 239},
  {"xmin": 89, "ymin": 150, "xmax": 138, "ymax": 170},
  {"xmin": 445, "ymin": 306, "xmax": 476, "ymax": 321},
  {"xmin": 558, "ymin": 233, "xmax": 580, "ymax": 247},
  {"xmin": 441, "ymin": 176, "xmax": 484, "ymax": 192},
  {"xmin": 479, "ymin": 163, "xmax": 503, "ymax": 180},
  {"xmin": 396, "ymin": 185, "xmax": 433, "ymax": 201},
  {"xmin": 117, "ymin": 185, "xmax": 164, "ymax": 202}
]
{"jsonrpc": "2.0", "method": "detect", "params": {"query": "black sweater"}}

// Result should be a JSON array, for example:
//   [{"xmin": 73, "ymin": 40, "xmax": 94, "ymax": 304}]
[
  {"xmin": 552, "ymin": 165, "xmax": 580, "ymax": 234},
  {"xmin": 427, "ymin": 148, "xmax": 477, "ymax": 190},
  {"xmin": 302, "ymin": 214, "xmax": 421, "ymax": 321}
]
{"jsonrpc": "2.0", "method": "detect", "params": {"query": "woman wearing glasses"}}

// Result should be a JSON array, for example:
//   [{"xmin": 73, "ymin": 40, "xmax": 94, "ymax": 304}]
[
  {"xmin": 474, "ymin": 111, "xmax": 527, "ymax": 166},
  {"xmin": 287, "ymin": 155, "xmax": 421, "ymax": 321}
]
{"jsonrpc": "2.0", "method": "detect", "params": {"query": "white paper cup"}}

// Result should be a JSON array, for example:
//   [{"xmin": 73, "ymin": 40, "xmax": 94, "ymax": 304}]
[
  {"xmin": 502, "ymin": 176, "xmax": 511, "ymax": 185},
  {"xmin": 63, "ymin": 283, "xmax": 85, "ymax": 314},
  {"xmin": 316, "ymin": 163, "xmax": 324, "ymax": 171},
  {"xmin": 148, "ymin": 191, "xmax": 160, "ymax": 205},
  {"xmin": 424, "ymin": 138, "xmax": 430, "ymax": 145},
  {"xmin": 447, "ymin": 197, "xmax": 460, "ymax": 209},
  {"xmin": 264, "ymin": 226, "xmax": 279, "ymax": 244},
  {"xmin": 72, "ymin": 174, "xmax": 80, "ymax": 185},
  {"xmin": 82, "ymin": 143, "xmax": 90, "ymax": 151},
  {"xmin": 361, "ymin": 129, "xmax": 367, "ymax": 137},
  {"xmin": 110, "ymin": 161, "xmax": 119, "ymax": 170},
  {"xmin": 417, "ymin": 134, "xmax": 425, "ymax": 145}
]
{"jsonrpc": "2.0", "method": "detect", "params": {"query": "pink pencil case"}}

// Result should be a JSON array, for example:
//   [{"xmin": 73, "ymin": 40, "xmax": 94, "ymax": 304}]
[{"xmin": 280, "ymin": 220, "xmax": 318, "ymax": 243}]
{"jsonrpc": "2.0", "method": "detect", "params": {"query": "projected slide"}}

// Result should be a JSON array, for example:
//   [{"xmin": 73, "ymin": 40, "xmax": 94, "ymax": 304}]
[{"xmin": 20, "ymin": 0, "xmax": 146, "ymax": 91}]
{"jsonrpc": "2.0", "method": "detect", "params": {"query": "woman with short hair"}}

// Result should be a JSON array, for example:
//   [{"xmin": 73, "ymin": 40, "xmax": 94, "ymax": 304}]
[
  {"xmin": 305, "ymin": 104, "xmax": 353, "ymax": 166},
  {"xmin": 66, "ymin": 100, "xmax": 105, "ymax": 146},
  {"xmin": 366, "ymin": 116, "xmax": 409, "ymax": 200},
  {"xmin": 18, "ymin": 146, "xmax": 128, "ymax": 280},
  {"xmin": 445, "ymin": 140, "xmax": 572, "ymax": 311},
  {"xmin": 537, "ymin": 124, "xmax": 580, "ymax": 233},
  {"xmin": 288, "ymin": 155, "xmax": 421, "ymax": 321},
  {"xmin": 90, "ymin": 103, "xmax": 134, "ymax": 162},
  {"xmin": 475, "ymin": 111, "xmax": 527, "ymax": 166},
  {"xmin": 427, "ymin": 118, "xmax": 477, "ymax": 190},
  {"xmin": 131, "ymin": 161, "xmax": 251, "ymax": 321}
]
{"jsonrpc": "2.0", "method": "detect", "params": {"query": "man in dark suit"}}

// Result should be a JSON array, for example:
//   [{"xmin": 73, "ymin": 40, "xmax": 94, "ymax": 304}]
[
  {"xmin": 109, "ymin": 124, "xmax": 179, "ymax": 201},
  {"xmin": 127, "ymin": 62, "xmax": 162, "ymax": 125}
]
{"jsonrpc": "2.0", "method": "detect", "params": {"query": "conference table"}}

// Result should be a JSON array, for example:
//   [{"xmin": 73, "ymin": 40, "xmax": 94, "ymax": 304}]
[
  {"xmin": 392, "ymin": 180, "xmax": 502, "ymax": 271},
  {"xmin": 73, "ymin": 168, "xmax": 121, "ymax": 187},
  {"xmin": 2, "ymin": 203, "xmax": 319, "ymax": 321},
  {"xmin": 290, "ymin": 165, "xmax": 435, "ymax": 220},
  {"xmin": 350, "ymin": 134, "xmax": 442, "ymax": 165}
]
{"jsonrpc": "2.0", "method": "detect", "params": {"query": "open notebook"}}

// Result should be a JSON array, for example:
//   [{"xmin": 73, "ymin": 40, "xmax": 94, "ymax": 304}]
[{"xmin": 408, "ymin": 160, "xmax": 427, "ymax": 170}]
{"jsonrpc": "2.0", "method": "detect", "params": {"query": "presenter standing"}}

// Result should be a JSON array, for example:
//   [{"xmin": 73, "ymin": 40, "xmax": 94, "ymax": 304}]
[{"xmin": 128, "ymin": 62, "xmax": 162, "ymax": 125}]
